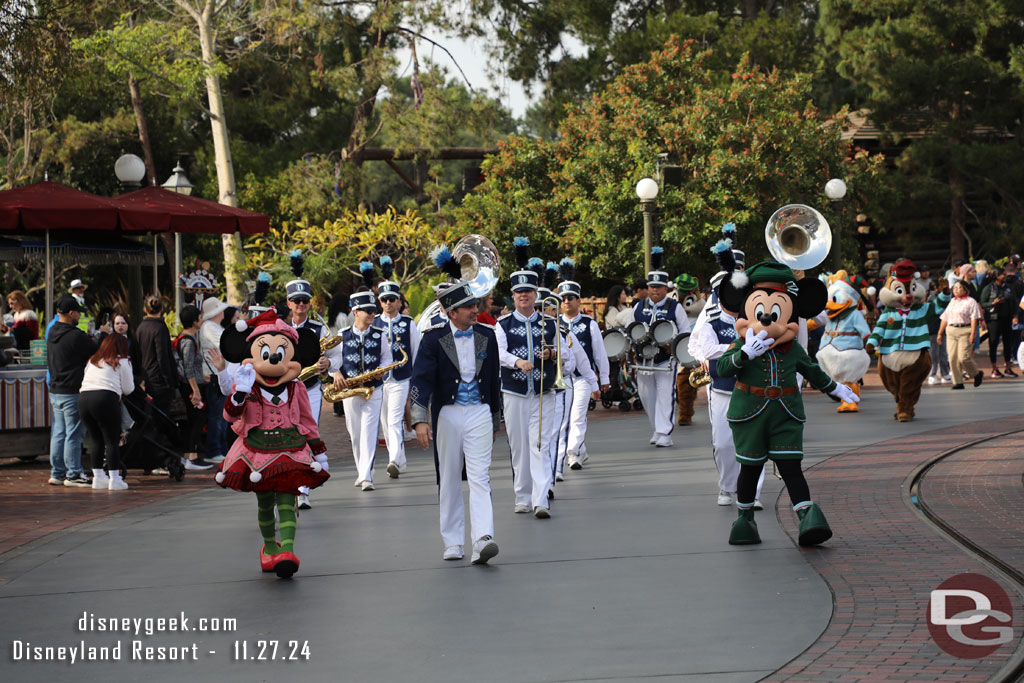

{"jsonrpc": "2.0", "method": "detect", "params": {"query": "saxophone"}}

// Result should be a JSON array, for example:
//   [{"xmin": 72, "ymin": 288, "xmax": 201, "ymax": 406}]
[
  {"xmin": 323, "ymin": 348, "xmax": 409, "ymax": 403},
  {"xmin": 297, "ymin": 319, "xmax": 345, "ymax": 384}
]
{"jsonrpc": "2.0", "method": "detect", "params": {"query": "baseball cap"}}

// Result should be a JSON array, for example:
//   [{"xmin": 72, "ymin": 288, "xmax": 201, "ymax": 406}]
[{"xmin": 56, "ymin": 294, "xmax": 85, "ymax": 314}]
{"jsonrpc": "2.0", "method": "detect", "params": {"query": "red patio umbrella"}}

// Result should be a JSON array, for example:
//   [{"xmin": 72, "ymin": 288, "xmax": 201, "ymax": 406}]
[
  {"xmin": 110, "ymin": 186, "xmax": 269, "ymax": 234},
  {"xmin": 0, "ymin": 181, "xmax": 160, "ymax": 232}
]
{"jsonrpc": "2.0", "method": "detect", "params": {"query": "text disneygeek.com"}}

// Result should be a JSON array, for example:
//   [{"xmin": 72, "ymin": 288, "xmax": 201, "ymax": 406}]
[{"xmin": 9, "ymin": 612, "xmax": 310, "ymax": 663}]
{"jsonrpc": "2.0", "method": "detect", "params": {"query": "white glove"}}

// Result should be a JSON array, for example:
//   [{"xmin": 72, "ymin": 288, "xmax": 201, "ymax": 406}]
[
  {"xmin": 829, "ymin": 383, "xmax": 860, "ymax": 404},
  {"xmin": 314, "ymin": 453, "xmax": 329, "ymax": 472},
  {"xmin": 234, "ymin": 363, "xmax": 257, "ymax": 394},
  {"xmin": 741, "ymin": 329, "xmax": 774, "ymax": 360}
]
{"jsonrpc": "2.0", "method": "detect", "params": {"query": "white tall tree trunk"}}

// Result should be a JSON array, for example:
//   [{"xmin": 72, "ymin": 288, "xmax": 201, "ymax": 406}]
[{"xmin": 189, "ymin": 0, "xmax": 245, "ymax": 303}]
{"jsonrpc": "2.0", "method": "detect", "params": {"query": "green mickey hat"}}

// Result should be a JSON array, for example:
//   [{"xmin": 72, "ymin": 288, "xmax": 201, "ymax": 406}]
[
  {"xmin": 674, "ymin": 273, "xmax": 698, "ymax": 292},
  {"xmin": 740, "ymin": 260, "xmax": 797, "ymax": 294}
]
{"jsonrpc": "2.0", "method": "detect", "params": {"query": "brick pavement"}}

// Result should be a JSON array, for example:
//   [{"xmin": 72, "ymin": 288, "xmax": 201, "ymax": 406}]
[
  {"xmin": 764, "ymin": 416, "xmax": 1024, "ymax": 682},
  {"xmin": 918, "ymin": 432, "xmax": 1024, "ymax": 585}
]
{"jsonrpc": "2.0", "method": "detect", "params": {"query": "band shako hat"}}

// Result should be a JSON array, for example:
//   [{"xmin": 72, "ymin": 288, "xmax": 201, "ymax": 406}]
[
  {"xmin": 556, "ymin": 257, "xmax": 580, "ymax": 297},
  {"xmin": 377, "ymin": 255, "xmax": 401, "ymax": 299},
  {"xmin": 647, "ymin": 246, "xmax": 670, "ymax": 287},
  {"xmin": 285, "ymin": 250, "xmax": 313, "ymax": 300},
  {"xmin": 348, "ymin": 261, "xmax": 378, "ymax": 311},
  {"xmin": 510, "ymin": 237, "xmax": 539, "ymax": 292},
  {"xmin": 431, "ymin": 245, "xmax": 476, "ymax": 311}
]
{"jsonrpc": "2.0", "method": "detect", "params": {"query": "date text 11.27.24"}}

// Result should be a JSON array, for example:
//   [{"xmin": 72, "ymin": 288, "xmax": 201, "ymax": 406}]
[{"xmin": 233, "ymin": 640, "xmax": 310, "ymax": 661}]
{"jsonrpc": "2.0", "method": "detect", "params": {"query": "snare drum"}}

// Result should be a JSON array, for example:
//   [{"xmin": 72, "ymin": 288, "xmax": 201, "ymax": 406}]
[
  {"xmin": 671, "ymin": 333, "xmax": 699, "ymax": 368},
  {"xmin": 603, "ymin": 328, "xmax": 629, "ymax": 361},
  {"xmin": 650, "ymin": 319, "xmax": 677, "ymax": 345},
  {"xmin": 626, "ymin": 321, "xmax": 651, "ymax": 345},
  {"xmin": 639, "ymin": 342, "xmax": 659, "ymax": 359}
]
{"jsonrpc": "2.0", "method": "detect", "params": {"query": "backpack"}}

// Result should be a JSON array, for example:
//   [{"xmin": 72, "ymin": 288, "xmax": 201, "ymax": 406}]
[{"xmin": 172, "ymin": 332, "xmax": 196, "ymax": 382}]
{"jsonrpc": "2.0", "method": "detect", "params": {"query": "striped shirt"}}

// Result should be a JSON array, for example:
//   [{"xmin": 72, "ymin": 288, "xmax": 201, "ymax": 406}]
[
  {"xmin": 867, "ymin": 293, "xmax": 950, "ymax": 354},
  {"xmin": 940, "ymin": 296, "xmax": 983, "ymax": 326}
]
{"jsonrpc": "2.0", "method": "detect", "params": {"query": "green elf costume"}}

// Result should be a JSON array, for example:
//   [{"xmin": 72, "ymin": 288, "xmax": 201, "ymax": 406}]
[{"xmin": 716, "ymin": 261, "xmax": 859, "ymax": 546}]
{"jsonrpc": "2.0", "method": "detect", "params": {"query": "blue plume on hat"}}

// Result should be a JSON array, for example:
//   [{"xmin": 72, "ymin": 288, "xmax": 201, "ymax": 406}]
[
  {"xmin": 712, "ymin": 239, "xmax": 736, "ymax": 272},
  {"xmin": 289, "ymin": 249, "xmax": 304, "ymax": 277},
  {"xmin": 253, "ymin": 271, "xmax": 271, "ymax": 305},
  {"xmin": 559, "ymin": 257, "xmax": 575, "ymax": 281},
  {"xmin": 430, "ymin": 245, "xmax": 462, "ymax": 280},
  {"xmin": 527, "ymin": 257, "xmax": 545, "ymax": 279},
  {"xmin": 545, "ymin": 261, "xmax": 559, "ymax": 289},
  {"xmin": 359, "ymin": 260, "xmax": 376, "ymax": 289},
  {"xmin": 379, "ymin": 255, "xmax": 395, "ymax": 281},
  {"xmin": 514, "ymin": 236, "xmax": 530, "ymax": 269},
  {"xmin": 650, "ymin": 246, "xmax": 665, "ymax": 271}
]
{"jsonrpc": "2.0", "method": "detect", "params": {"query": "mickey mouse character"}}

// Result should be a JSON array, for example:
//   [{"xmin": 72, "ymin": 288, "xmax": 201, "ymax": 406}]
[
  {"xmin": 717, "ymin": 261, "xmax": 859, "ymax": 546},
  {"xmin": 215, "ymin": 313, "xmax": 328, "ymax": 578}
]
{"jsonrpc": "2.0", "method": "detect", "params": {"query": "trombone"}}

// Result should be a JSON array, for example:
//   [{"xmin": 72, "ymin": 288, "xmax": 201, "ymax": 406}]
[{"xmin": 537, "ymin": 296, "xmax": 570, "ymax": 450}]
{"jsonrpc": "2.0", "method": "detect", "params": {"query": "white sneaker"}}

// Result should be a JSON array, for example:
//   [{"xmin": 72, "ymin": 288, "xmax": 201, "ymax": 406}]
[
  {"xmin": 47, "ymin": 477, "xmax": 63, "ymax": 486},
  {"xmin": 354, "ymin": 479, "xmax": 363, "ymax": 487},
  {"xmin": 361, "ymin": 480, "xmax": 375, "ymax": 491},
  {"xmin": 513, "ymin": 504, "xmax": 531, "ymax": 514},
  {"xmin": 717, "ymin": 490, "xmax": 733, "ymax": 506},
  {"xmin": 753, "ymin": 499, "xmax": 763, "ymax": 511},
  {"xmin": 92, "ymin": 472, "xmax": 111, "ymax": 490},
  {"xmin": 471, "ymin": 536, "xmax": 499, "ymax": 565},
  {"xmin": 941, "ymin": 375, "xmax": 952, "ymax": 383},
  {"xmin": 108, "ymin": 475, "xmax": 128, "ymax": 491},
  {"xmin": 927, "ymin": 375, "xmax": 938, "ymax": 385},
  {"xmin": 555, "ymin": 471, "xmax": 564, "ymax": 482},
  {"xmin": 206, "ymin": 455, "xmax": 226, "ymax": 464},
  {"xmin": 386, "ymin": 462, "xmax": 400, "ymax": 479},
  {"xmin": 649, "ymin": 434, "xmax": 658, "ymax": 445},
  {"xmin": 298, "ymin": 493, "xmax": 311, "ymax": 510},
  {"xmin": 655, "ymin": 434, "xmax": 674, "ymax": 448},
  {"xmin": 534, "ymin": 506, "xmax": 550, "ymax": 519},
  {"xmin": 443, "ymin": 545, "xmax": 463, "ymax": 561},
  {"xmin": 569, "ymin": 455, "xmax": 582, "ymax": 471},
  {"xmin": 182, "ymin": 458, "xmax": 213, "ymax": 471}
]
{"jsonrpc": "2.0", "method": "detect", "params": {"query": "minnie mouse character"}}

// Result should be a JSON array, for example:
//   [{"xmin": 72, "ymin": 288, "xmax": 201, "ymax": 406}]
[
  {"xmin": 215, "ymin": 314, "xmax": 328, "ymax": 578},
  {"xmin": 717, "ymin": 261, "xmax": 859, "ymax": 546}
]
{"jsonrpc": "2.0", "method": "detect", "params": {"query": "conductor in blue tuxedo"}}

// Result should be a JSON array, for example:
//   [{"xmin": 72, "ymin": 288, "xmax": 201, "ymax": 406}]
[{"xmin": 410, "ymin": 276, "xmax": 502, "ymax": 565}]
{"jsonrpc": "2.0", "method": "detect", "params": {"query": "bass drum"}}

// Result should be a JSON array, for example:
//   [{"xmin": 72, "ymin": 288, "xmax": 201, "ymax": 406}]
[
  {"xmin": 671, "ymin": 332, "xmax": 699, "ymax": 368},
  {"xmin": 603, "ymin": 328, "xmax": 629, "ymax": 361},
  {"xmin": 650, "ymin": 319, "xmax": 677, "ymax": 345}
]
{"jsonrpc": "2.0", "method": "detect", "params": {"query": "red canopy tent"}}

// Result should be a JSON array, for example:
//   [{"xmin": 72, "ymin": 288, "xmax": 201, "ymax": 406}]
[{"xmin": 0, "ymin": 181, "xmax": 269, "ymax": 318}]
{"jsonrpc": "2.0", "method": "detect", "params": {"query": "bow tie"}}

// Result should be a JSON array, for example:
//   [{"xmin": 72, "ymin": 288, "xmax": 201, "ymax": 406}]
[{"xmin": 453, "ymin": 329, "xmax": 473, "ymax": 339}]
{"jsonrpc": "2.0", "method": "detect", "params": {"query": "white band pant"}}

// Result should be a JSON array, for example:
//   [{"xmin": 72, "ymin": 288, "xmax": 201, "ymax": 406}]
[
  {"xmin": 504, "ymin": 392, "xmax": 557, "ymax": 510},
  {"xmin": 380, "ymin": 379, "xmax": 410, "ymax": 470},
  {"xmin": 343, "ymin": 389, "xmax": 383, "ymax": 483},
  {"xmin": 436, "ymin": 402, "xmax": 494, "ymax": 547},
  {"xmin": 708, "ymin": 388, "xmax": 763, "ymax": 497},
  {"xmin": 636, "ymin": 361, "xmax": 677, "ymax": 438}
]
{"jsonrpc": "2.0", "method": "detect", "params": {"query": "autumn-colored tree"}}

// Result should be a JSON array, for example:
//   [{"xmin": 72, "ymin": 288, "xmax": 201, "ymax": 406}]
[{"xmin": 456, "ymin": 37, "xmax": 885, "ymax": 287}]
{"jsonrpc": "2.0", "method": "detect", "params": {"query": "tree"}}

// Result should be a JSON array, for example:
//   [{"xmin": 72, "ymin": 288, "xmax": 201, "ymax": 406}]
[
  {"xmin": 821, "ymin": 0, "xmax": 1024, "ymax": 261},
  {"xmin": 456, "ymin": 37, "xmax": 886, "ymax": 287},
  {"xmin": 244, "ymin": 206, "xmax": 455, "ymax": 301}
]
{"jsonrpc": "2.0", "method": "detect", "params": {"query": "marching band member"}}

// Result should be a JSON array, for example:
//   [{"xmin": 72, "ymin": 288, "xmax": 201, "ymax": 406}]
[
  {"xmin": 286, "ymin": 250, "xmax": 339, "ymax": 510},
  {"xmin": 557, "ymin": 258, "xmax": 609, "ymax": 472},
  {"xmin": 630, "ymin": 246, "xmax": 690, "ymax": 447},
  {"xmin": 374, "ymin": 255, "xmax": 420, "ymax": 479},
  {"xmin": 688, "ymin": 231, "xmax": 765, "ymax": 508},
  {"xmin": 496, "ymin": 238, "xmax": 574, "ymax": 518},
  {"xmin": 332, "ymin": 266, "xmax": 392, "ymax": 491},
  {"xmin": 410, "ymin": 247, "xmax": 502, "ymax": 564}
]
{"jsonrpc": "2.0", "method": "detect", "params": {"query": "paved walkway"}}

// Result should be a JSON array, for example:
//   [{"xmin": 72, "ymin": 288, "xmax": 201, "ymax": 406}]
[{"xmin": 2, "ymin": 378, "xmax": 1023, "ymax": 682}]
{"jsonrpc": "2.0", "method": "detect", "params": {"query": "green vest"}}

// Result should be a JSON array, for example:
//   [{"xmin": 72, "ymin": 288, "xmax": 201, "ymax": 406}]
[{"xmin": 716, "ymin": 339, "xmax": 836, "ymax": 423}]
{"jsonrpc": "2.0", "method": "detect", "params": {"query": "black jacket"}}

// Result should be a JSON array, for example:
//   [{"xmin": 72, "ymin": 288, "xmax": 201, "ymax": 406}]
[
  {"xmin": 135, "ymin": 317, "xmax": 178, "ymax": 393},
  {"xmin": 47, "ymin": 321, "xmax": 97, "ymax": 394}
]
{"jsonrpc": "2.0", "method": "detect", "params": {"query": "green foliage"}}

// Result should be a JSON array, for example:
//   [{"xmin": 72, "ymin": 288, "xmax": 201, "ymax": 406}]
[{"xmin": 457, "ymin": 38, "xmax": 886, "ymax": 287}]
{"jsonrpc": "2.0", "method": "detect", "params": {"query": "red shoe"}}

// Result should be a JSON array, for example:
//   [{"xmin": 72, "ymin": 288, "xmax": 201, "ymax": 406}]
[
  {"xmin": 272, "ymin": 551, "xmax": 300, "ymax": 578},
  {"xmin": 260, "ymin": 543, "xmax": 281, "ymax": 572}
]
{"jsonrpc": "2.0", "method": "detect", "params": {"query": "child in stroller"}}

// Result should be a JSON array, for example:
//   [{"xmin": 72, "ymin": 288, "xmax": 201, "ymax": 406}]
[{"xmin": 119, "ymin": 390, "xmax": 202, "ymax": 481}]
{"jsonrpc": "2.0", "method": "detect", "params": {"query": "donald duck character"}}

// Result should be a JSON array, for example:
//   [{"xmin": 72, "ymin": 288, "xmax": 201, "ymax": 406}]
[{"xmin": 814, "ymin": 270, "xmax": 873, "ymax": 413}]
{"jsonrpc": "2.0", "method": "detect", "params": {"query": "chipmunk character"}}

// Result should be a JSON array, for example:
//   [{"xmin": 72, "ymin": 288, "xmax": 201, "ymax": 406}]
[
  {"xmin": 215, "ymin": 314, "xmax": 327, "ymax": 578},
  {"xmin": 675, "ymin": 273, "xmax": 705, "ymax": 425},
  {"xmin": 815, "ymin": 270, "xmax": 873, "ymax": 413},
  {"xmin": 865, "ymin": 260, "xmax": 949, "ymax": 422},
  {"xmin": 717, "ymin": 261, "xmax": 858, "ymax": 546}
]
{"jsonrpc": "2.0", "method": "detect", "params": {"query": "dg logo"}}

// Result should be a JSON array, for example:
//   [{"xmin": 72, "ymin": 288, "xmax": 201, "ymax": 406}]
[
  {"xmin": 928, "ymin": 573, "xmax": 1014, "ymax": 658},
  {"xmin": 518, "ymin": 275, "xmax": 527, "ymax": 285}
]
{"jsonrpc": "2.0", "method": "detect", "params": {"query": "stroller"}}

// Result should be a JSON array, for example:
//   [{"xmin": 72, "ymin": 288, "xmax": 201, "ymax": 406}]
[
  {"xmin": 601, "ymin": 359, "xmax": 642, "ymax": 412},
  {"xmin": 120, "ymin": 391, "xmax": 187, "ymax": 481}
]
